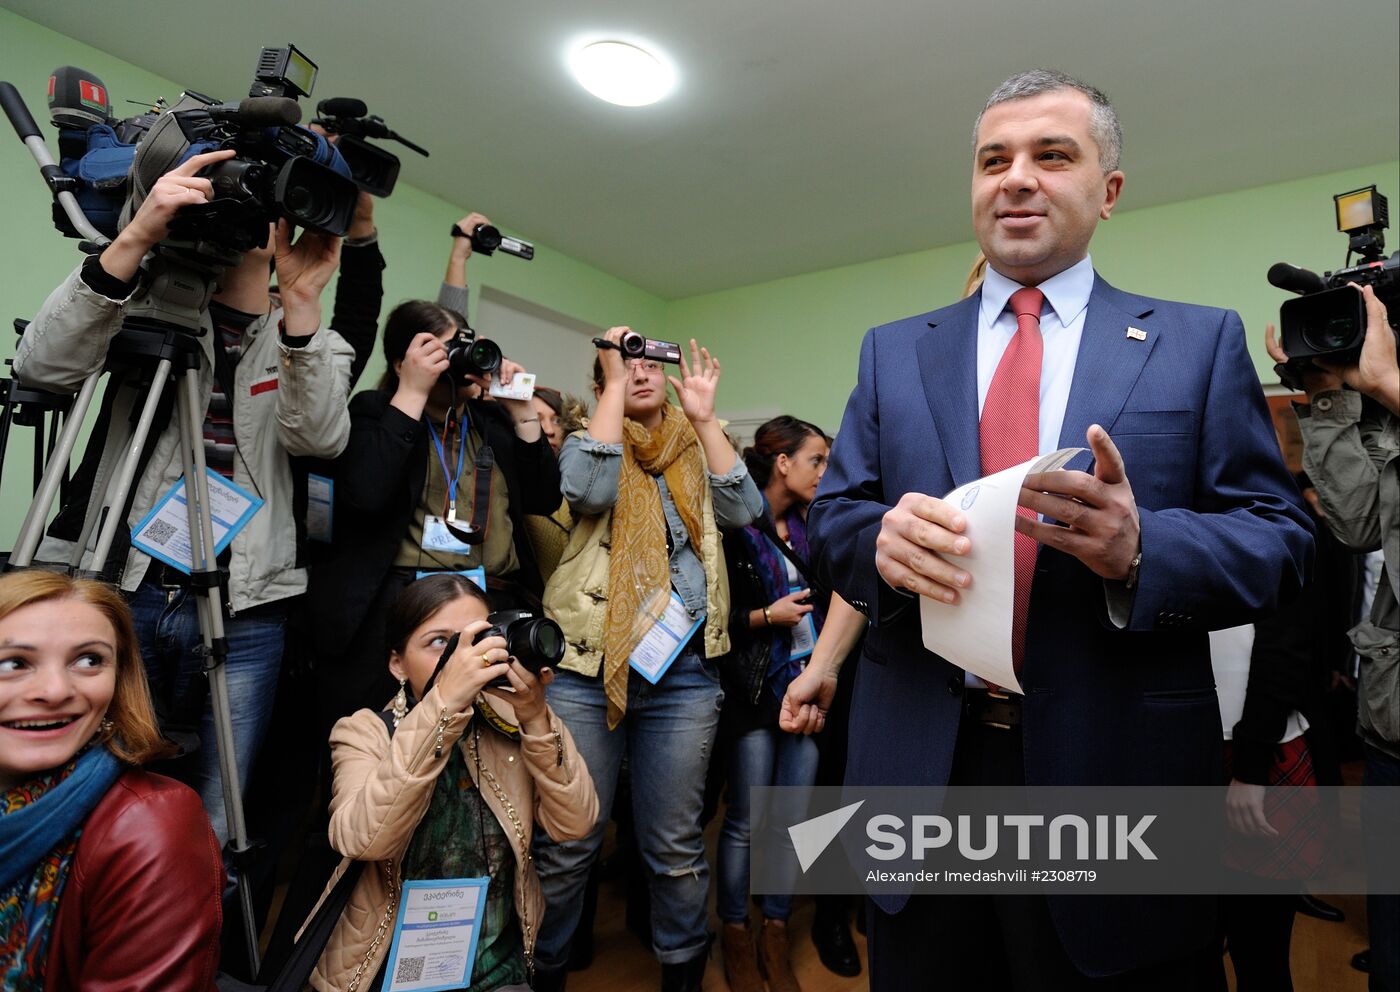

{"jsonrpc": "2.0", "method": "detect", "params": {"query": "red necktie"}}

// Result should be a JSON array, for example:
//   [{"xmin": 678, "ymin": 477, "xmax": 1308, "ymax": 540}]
[{"xmin": 979, "ymin": 286, "xmax": 1044, "ymax": 673}]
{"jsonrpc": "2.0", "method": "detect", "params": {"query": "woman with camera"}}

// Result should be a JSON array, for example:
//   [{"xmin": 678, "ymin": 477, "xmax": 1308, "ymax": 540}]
[
  {"xmin": 307, "ymin": 572, "xmax": 596, "ymax": 991},
  {"xmin": 0, "ymin": 571, "xmax": 222, "ymax": 991},
  {"xmin": 529, "ymin": 329, "xmax": 763, "ymax": 992},
  {"xmin": 306, "ymin": 298, "xmax": 561, "ymax": 732},
  {"xmin": 715, "ymin": 416, "xmax": 868, "ymax": 992}
]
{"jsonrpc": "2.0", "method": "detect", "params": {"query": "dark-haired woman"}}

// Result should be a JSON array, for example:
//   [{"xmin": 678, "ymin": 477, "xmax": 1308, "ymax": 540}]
[
  {"xmin": 307, "ymin": 573, "xmax": 597, "ymax": 991},
  {"xmin": 306, "ymin": 298, "xmax": 561, "ymax": 730},
  {"xmin": 0, "ymin": 571, "xmax": 222, "ymax": 991},
  {"xmin": 714, "ymin": 416, "xmax": 867, "ymax": 992}
]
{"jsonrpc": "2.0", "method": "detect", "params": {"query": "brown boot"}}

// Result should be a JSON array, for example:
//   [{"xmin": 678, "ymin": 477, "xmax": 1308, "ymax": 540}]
[
  {"xmin": 759, "ymin": 919, "xmax": 801, "ymax": 992},
  {"xmin": 721, "ymin": 922, "xmax": 765, "ymax": 992}
]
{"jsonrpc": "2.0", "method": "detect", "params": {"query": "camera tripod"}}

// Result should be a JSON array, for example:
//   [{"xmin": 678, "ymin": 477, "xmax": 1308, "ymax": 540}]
[{"xmin": 3, "ymin": 81, "xmax": 263, "ymax": 975}]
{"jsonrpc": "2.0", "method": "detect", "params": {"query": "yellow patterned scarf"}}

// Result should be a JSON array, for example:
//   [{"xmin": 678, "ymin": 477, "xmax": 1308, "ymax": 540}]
[{"xmin": 604, "ymin": 404, "xmax": 706, "ymax": 728}]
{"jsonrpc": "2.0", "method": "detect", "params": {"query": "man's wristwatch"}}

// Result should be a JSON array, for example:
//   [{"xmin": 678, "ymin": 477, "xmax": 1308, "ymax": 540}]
[{"xmin": 1124, "ymin": 548, "xmax": 1143, "ymax": 591}]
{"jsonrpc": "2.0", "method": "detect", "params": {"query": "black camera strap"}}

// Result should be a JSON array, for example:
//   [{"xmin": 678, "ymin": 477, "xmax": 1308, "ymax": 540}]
[{"xmin": 443, "ymin": 442, "xmax": 494, "ymax": 547}]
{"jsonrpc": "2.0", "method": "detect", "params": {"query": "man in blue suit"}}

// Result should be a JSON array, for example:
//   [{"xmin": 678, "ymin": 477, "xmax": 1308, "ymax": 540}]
[{"xmin": 798, "ymin": 69, "xmax": 1313, "ymax": 989}]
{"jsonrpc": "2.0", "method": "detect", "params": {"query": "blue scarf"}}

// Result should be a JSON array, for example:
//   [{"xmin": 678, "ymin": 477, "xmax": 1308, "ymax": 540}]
[
  {"xmin": 0, "ymin": 746, "xmax": 121, "ymax": 891},
  {"xmin": 739, "ymin": 506, "xmax": 825, "ymax": 701}
]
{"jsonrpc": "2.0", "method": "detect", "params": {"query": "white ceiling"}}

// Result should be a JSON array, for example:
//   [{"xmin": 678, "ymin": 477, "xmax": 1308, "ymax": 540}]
[{"xmin": 4, "ymin": 0, "xmax": 1397, "ymax": 299}]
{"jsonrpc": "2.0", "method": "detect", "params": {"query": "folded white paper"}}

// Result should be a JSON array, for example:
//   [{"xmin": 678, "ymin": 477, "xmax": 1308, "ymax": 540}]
[{"xmin": 919, "ymin": 447, "xmax": 1084, "ymax": 693}]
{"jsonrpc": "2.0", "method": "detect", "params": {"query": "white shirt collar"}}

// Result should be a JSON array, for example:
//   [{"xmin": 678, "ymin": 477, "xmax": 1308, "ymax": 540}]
[{"xmin": 979, "ymin": 254, "xmax": 1096, "ymax": 329}]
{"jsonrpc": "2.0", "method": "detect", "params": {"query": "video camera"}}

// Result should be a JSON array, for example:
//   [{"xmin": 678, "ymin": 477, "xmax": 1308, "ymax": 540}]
[
  {"xmin": 142, "ymin": 44, "xmax": 359, "ymax": 253},
  {"xmin": 312, "ymin": 96, "xmax": 429, "ymax": 197},
  {"xmin": 1269, "ymin": 185, "xmax": 1398, "ymax": 382},
  {"xmin": 591, "ymin": 330, "xmax": 683, "ymax": 365},
  {"xmin": 35, "ymin": 46, "xmax": 362, "ymax": 255}
]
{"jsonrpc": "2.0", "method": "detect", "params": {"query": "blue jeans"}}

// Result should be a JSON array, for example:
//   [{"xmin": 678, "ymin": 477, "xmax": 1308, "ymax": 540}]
[
  {"xmin": 531, "ymin": 645, "xmax": 723, "ymax": 968},
  {"xmin": 717, "ymin": 724, "xmax": 820, "ymax": 922},
  {"xmin": 128, "ymin": 582, "xmax": 285, "ymax": 852},
  {"xmin": 1364, "ymin": 743, "xmax": 1400, "ymax": 992}
]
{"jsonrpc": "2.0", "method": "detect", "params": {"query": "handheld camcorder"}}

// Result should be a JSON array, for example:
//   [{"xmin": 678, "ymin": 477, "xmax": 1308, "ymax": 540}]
[
  {"xmin": 591, "ymin": 330, "xmax": 683, "ymax": 365},
  {"xmin": 1269, "ymin": 185, "xmax": 1398, "ymax": 383},
  {"xmin": 312, "ymin": 96, "xmax": 429, "ymax": 197},
  {"xmin": 426, "ymin": 611, "xmax": 566, "ymax": 695},
  {"xmin": 450, "ymin": 222, "xmax": 535, "ymax": 261}
]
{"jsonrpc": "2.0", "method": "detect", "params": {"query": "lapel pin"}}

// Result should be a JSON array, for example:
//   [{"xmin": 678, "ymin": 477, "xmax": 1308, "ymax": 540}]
[{"xmin": 1126, "ymin": 327, "xmax": 1147, "ymax": 341}]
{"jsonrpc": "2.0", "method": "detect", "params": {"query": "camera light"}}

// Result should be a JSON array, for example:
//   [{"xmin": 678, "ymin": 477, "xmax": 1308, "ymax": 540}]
[
  {"xmin": 1335, "ymin": 185, "xmax": 1382, "ymax": 234},
  {"xmin": 569, "ymin": 41, "xmax": 676, "ymax": 107}
]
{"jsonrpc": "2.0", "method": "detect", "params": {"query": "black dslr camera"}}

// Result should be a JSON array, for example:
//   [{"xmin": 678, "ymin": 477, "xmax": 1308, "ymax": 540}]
[
  {"xmin": 428, "ymin": 611, "xmax": 566, "ymax": 695},
  {"xmin": 1269, "ymin": 185, "xmax": 1398, "ymax": 385},
  {"xmin": 444, "ymin": 323, "xmax": 504, "ymax": 380}
]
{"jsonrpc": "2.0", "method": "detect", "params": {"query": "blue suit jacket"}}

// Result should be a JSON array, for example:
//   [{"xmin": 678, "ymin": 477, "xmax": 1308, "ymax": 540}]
[{"xmin": 808, "ymin": 275, "xmax": 1314, "ymax": 975}]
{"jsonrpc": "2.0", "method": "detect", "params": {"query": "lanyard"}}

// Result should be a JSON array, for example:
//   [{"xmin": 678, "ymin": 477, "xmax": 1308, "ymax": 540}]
[{"xmin": 426, "ymin": 416, "xmax": 468, "ymax": 522}]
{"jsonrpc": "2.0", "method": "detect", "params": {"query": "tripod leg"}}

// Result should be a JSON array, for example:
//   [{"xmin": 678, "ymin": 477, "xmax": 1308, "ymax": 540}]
[
  {"xmin": 87, "ymin": 358, "xmax": 174, "ymax": 575},
  {"xmin": 9, "ymin": 369, "xmax": 102, "ymax": 567},
  {"xmin": 173, "ymin": 368, "xmax": 262, "ymax": 977}
]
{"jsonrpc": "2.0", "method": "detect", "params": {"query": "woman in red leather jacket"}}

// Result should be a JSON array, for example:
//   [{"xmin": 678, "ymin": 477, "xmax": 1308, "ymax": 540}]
[{"xmin": 0, "ymin": 571, "xmax": 223, "ymax": 991}]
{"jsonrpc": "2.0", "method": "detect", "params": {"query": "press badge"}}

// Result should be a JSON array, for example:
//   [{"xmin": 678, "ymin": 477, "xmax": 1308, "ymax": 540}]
[
  {"xmin": 382, "ymin": 877, "xmax": 489, "ymax": 991},
  {"xmin": 422, "ymin": 515, "xmax": 476, "ymax": 556}
]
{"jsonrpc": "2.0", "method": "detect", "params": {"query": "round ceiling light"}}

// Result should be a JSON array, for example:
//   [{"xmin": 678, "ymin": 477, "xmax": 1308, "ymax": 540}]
[{"xmin": 570, "ymin": 40, "xmax": 675, "ymax": 107}]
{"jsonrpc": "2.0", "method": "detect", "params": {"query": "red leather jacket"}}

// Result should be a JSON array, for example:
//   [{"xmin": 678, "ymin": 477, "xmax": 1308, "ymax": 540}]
[{"xmin": 44, "ymin": 769, "xmax": 223, "ymax": 991}]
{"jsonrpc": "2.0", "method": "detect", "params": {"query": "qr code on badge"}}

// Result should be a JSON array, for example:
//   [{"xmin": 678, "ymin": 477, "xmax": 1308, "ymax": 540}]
[
  {"xmin": 393, "ymin": 955, "xmax": 425, "ymax": 984},
  {"xmin": 142, "ymin": 518, "xmax": 178, "ymax": 546}
]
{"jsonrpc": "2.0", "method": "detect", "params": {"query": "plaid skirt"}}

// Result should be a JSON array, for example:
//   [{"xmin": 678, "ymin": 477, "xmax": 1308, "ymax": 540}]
[{"xmin": 1222, "ymin": 736, "xmax": 1329, "ymax": 880}]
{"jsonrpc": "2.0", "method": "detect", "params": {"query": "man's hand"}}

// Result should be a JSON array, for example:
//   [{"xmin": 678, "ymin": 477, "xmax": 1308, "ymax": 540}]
[
  {"xmin": 779, "ymin": 663, "xmax": 838, "ymax": 735},
  {"xmin": 275, "ymin": 219, "xmax": 342, "ymax": 335},
  {"xmin": 874, "ymin": 493, "xmax": 972, "ymax": 604},
  {"xmin": 1318, "ymin": 284, "xmax": 1400, "ymax": 415},
  {"xmin": 1018, "ymin": 425, "xmax": 1140, "ymax": 581},
  {"xmin": 100, "ymin": 149, "xmax": 236, "ymax": 282},
  {"xmin": 667, "ymin": 339, "xmax": 722, "ymax": 425},
  {"xmin": 1264, "ymin": 322, "xmax": 1343, "ymax": 399}
]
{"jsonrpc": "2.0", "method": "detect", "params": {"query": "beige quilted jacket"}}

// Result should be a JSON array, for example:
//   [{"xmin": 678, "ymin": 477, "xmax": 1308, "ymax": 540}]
[{"xmin": 304, "ymin": 686, "xmax": 598, "ymax": 991}]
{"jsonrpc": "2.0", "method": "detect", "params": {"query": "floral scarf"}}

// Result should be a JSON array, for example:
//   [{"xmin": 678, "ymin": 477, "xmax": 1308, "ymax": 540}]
[{"xmin": 0, "ymin": 746, "xmax": 120, "ymax": 991}]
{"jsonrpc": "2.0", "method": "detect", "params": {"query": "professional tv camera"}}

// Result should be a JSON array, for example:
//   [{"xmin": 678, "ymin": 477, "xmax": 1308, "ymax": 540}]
[
  {"xmin": 1268, "ymin": 185, "xmax": 1398, "ymax": 384},
  {"xmin": 125, "ymin": 43, "xmax": 359, "ymax": 255},
  {"xmin": 39, "ymin": 46, "xmax": 358, "ymax": 257}
]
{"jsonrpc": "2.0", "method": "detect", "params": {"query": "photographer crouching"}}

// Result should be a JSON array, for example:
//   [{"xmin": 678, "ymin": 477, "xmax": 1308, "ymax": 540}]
[
  {"xmin": 13, "ymin": 148, "xmax": 355, "ymax": 851},
  {"xmin": 1267, "ymin": 282, "xmax": 1399, "ymax": 990}
]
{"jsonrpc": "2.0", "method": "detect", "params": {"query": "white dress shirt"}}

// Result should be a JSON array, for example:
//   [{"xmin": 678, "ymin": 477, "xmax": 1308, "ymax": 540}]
[{"xmin": 977, "ymin": 254, "xmax": 1095, "ymax": 457}]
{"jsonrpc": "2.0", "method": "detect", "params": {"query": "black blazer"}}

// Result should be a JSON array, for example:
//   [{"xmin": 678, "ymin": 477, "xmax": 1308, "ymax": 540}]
[{"xmin": 305, "ymin": 389, "xmax": 561, "ymax": 656}]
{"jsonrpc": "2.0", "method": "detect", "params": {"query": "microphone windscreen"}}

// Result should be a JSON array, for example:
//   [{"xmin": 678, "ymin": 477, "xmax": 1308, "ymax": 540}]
[
  {"xmin": 48, "ymin": 65, "xmax": 111, "ymax": 128},
  {"xmin": 318, "ymin": 97, "xmax": 368, "ymax": 118},
  {"xmin": 236, "ymin": 97, "xmax": 303, "ymax": 127},
  {"xmin": 1267, "ymin": 262, "xmax": 1327, "ymax": 295}
]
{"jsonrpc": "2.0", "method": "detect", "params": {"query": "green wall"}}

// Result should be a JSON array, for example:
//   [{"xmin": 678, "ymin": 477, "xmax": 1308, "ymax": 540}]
[
  {"xmin": 2, "ymin": 9, "xmax": 1396, "ymax": 548},
  {"xmin": 0, "ymin": 9, "xmax": 663, "ymax": 547},
  {"xmin": 672, "ymin": 160, "xmax": 1400, "ymax": 434}
]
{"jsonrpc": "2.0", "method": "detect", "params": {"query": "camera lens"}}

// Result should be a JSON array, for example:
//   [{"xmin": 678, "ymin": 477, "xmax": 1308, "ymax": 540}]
[
  {"xmin": 619, "ymin": 331, "xmax": 645, "ymax": 358},
  {"xmin": 1302, "ymin": 315, "xmax": 1359, "ymax": 354},
  {"xmin": 532, "ymin": 620, "xmax": 563, "ymax": 662},
  {"xmin": 471, "ymin": 223, "xmax": 503, "ymax": 254}
]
